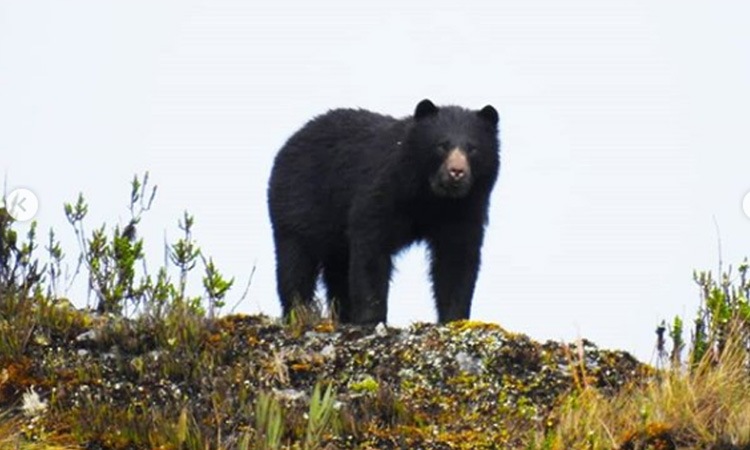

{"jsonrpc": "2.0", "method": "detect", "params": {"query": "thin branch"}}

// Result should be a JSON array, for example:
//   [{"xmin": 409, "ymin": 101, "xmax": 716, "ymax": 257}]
[
  {"xmin": 230, "ymin": 263, "xmax": 256, "ymax": 314},
  {"xmin": 712, "ymin": 215, "xmax": 723, "ymax": 278}
]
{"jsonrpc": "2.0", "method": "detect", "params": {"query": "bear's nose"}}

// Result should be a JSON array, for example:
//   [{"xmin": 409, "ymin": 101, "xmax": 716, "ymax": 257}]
[{"xmin": 445, "ymin": 148, "xmax": 469, "ymax": 182}]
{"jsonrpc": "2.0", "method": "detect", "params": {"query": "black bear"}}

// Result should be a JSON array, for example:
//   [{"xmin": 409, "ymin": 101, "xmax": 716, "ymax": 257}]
[{"xmin": 268, "ymin": 99, "xmax": 500, "ymax": 325}]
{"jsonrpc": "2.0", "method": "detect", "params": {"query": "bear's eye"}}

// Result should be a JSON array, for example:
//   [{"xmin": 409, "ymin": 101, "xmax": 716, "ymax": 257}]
[
  {"xmin": 467, "ymin": 144, "xmax": 478, "ymax": 155},
  {"xmin": 437, "ymin": 142, "xmax": 450, "ymax": 153}
]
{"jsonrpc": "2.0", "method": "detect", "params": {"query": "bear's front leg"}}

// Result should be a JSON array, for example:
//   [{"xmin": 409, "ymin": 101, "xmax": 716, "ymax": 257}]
[
  {"xmin": 348, "ymin": 240, "xmax": 392, "ymax": 325},
  {"xmin": 429, "ymin": 222, "xmax": 484, "ymax": 323}
]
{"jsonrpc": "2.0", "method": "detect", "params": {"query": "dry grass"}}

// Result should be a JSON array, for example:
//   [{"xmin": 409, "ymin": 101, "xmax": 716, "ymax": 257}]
[{"xmin": 534, "ymin": 327, "xmax": 750, "ymax": 450}]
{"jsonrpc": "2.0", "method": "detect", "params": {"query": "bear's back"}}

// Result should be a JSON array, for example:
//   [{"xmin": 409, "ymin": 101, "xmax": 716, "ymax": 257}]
[
  {"xmin": 268, "ymin": 108, "xmax": 405, "ymax": 244},
  {"xmin": 296, "ymin": 108, "xmax": 398, "ymax": 147}
]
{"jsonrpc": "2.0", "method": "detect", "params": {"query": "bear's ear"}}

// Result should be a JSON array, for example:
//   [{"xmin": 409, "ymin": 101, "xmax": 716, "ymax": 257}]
[
  {"xmin": 478, "ymin": 105, "xmax": 499, "ymax": 127},
  {"xmin": 415, "ymin": 99, "xmax": 439, "ymax": 120}
]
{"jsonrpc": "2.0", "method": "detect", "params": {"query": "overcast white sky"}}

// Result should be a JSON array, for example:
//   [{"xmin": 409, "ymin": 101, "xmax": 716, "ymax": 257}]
[{"xmin": 2, "ymin": 0, "xmax": 749, "ymax": 362}]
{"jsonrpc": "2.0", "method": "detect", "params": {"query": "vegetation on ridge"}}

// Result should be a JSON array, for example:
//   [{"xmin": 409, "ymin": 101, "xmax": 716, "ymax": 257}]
[{"xmin": 1, "ymin": 174, "xmax": 750, "ymax": 449}]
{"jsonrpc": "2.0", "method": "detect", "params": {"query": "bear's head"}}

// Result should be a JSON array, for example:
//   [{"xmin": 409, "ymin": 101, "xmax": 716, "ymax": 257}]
[{"xmin": 409, "ymin": 99, "xmax": 499, "ymax": 199}]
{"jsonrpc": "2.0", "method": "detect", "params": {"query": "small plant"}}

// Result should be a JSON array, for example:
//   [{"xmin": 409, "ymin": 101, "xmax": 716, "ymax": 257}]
[
  {"xmin": 64, "ymin": 174, "xmax": 155, "ymax": 315},
  {"xmin": 0, "ymin": 207, "xmax": 46, "ymax": 360},
  {"xmin": 669, "ymin": 315, "xmax": 685, "ymax": 368},
  {"xmin": 350, "ymin": 375, "xmax": 379, "ymax": 394},
  {"xmin": 0, "ymin": 207, "xmax": 44, "ymax": 297},
  {"xmin": 254, "ymin": 392, "xmax": 283, "ymax": 450},
  {"xmin": 305, "ymin": 383, "xmax": 337, "ymax": 450},
  {"xmin": 286, "ymin": 302, "xmax": 326, "ymax": 338},
  {"xmin": 691, "ymin": 261, "xmax": 750, "ymax": 365},
  {"xmin": 173, "ymin": 406, "xmax": 204, "ymax": 450},
  {"xmin": 170, "ymin": 211, "xmax": 200, "ymax": 305},
  {"xmin": 202, "ymin": 255, "xmax": 234, "ymax": 319},
  {"xmin": 45, "ymin": 228, "xmax": 65, "ymax": 299}
]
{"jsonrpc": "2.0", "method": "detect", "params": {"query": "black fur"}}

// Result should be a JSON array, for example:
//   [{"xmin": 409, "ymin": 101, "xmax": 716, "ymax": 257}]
[{"xmin": 268, "ymin": 99, "xmax": 500, "ymax": 324}]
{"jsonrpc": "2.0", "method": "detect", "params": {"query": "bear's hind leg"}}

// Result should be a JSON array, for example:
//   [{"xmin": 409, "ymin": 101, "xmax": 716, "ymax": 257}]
[
  {"xmin": 322, "ymin": 257, "xmax": 350, "ymax": 323},
  {"xmin": 274, "ymin": 233, "xmax": 319, "ymax": 318}
]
